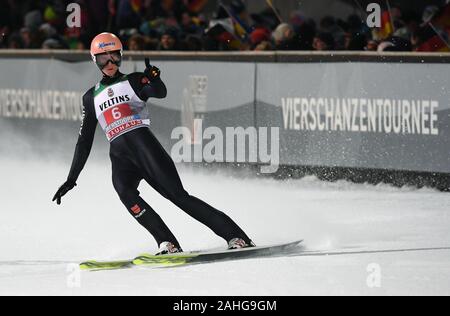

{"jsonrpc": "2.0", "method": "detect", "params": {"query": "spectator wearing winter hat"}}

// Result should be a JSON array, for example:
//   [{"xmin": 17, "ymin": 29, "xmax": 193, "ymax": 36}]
[
  {"xmin": 250, "ymin": 27, "xmax": 271, "ymax": 49},
  {"xmin": 272, "ymin": 23, "xmax": 299, "ymax": 50}
]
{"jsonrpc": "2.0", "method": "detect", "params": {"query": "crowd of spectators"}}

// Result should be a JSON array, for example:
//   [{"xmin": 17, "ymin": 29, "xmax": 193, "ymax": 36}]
[{"xmin": 0, "ymin": 0, "xmax": 449, "ymax": 52}]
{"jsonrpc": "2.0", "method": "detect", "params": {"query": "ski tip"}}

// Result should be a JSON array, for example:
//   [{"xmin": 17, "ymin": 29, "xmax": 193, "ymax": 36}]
[
  {"xmin": 79, "ymin": 260, "xmax": 132, "ymax": 271},
  {"xmin": 79, "ymin": 261, "xmax": 98, "ymax": 270}
]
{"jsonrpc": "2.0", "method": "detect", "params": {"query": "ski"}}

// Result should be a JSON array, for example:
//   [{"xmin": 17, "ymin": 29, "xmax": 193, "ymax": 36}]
[
  {"xmin": 79, "ymin": 240, "xmax": 303, "ymax": 271},
  {"xmin": 134, "ymin": 239, "xmax": 303, "ymax": 267}
]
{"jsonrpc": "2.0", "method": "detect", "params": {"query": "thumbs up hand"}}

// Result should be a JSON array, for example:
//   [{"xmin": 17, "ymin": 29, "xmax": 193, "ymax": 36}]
[{"xmin": 144, "ymin": 58, "xmax": 161, "ymax": 82}]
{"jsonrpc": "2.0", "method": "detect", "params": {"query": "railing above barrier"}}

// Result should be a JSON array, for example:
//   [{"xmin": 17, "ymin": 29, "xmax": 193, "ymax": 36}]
[{"xmin": 0, "ymin": 49, "xmax": 450, "ymax": 63}]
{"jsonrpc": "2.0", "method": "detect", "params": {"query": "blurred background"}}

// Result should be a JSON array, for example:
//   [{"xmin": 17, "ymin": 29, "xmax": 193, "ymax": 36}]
[{"xmin": 0, "ymin": 0, "xmax": 449, "ymax": 52}]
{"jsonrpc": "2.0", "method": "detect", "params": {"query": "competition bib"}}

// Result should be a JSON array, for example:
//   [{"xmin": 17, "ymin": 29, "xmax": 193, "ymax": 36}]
[{"xmin": 93, "ymin": 75, "xmax": 150, "ymax": 142}]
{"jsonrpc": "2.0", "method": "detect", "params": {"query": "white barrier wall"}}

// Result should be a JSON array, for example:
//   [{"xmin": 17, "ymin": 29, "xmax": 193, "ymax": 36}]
[
  {"xmin": 256, "ymin": 62, "xmax": 450, "ymax": 173},
  {"xmin": 0, "ymin": 54, "xmax": 449, "ymax": 174}
]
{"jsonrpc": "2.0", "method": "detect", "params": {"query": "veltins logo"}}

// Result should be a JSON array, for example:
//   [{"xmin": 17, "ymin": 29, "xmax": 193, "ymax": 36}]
[{"xmin": 99, "ymin": 42, "xmax": 116, "ymax": 49}]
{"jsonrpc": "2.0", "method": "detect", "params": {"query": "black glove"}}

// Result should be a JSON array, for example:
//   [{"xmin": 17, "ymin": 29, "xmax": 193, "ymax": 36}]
[
  {"xmin": 52, "ymin": 180, "xmax": 77, "ymax": 205},
  {"xmin": 144, "ymin": 58, "xmax": 161, "ymax": 82}
]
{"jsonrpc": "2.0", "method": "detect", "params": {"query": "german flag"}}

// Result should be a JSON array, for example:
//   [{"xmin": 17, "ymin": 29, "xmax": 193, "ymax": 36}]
[
  {"xmin": 228, "ymin": 10, "xmax": 251, "ymax": 40},
  {"xmin": 379, "ymin": 10, "xmax": 394, "ymax": 39},
  {"xmin": 218, "ymin": 3, "xmax": 251, "ymax": 41}
]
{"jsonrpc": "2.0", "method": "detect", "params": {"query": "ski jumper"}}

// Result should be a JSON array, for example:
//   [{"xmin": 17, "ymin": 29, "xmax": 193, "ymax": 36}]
[{"xmin": 67, "ymin": 72, "xmax": 252, "ymax": 248}]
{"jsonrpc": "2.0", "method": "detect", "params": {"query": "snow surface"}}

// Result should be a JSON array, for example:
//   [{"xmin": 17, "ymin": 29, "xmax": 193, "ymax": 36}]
[{"xmin": 1, "ymin": 150, "xmax": 450, "ymax": 295}]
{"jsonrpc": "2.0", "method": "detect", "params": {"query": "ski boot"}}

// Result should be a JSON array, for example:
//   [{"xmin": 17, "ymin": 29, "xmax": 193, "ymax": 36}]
[
  {"xmin": 156, "ymin": 242, "xmax": 183, "ymax": 256},
  {"xmin": 228, "ymin": 238, "xmax": 256, "ymax": 250}
]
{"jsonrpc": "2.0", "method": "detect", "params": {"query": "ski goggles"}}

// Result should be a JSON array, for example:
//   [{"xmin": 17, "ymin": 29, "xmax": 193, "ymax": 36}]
[{"xmin": 94, "ymin": 51, "xmax": 122, "ymax": 69}]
